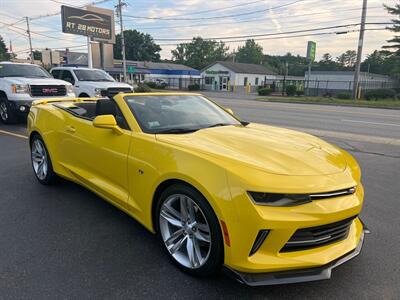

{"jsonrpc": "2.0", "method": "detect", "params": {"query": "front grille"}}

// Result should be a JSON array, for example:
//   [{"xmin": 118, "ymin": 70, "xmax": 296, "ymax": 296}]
[
  {"xmin": 30, "ymin": 85, "xmax": 66, "ymax": 97},
  {"xmin": 281, "ymin": 216, "xmax": 356, "ymax": 252},
  {"xmin": 105, "ymin": 87, "xmax": 132, "ymax": 97}
]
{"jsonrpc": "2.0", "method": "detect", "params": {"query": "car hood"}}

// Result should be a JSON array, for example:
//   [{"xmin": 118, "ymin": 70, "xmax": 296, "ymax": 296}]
[
  {"xmin": 3, "ymin": 77, "xmax": 71, "ymax": 86},
  {"xmin": 79, "ymin": 81, "xmax": 132, "ymax": 89},
  {"xmin": 156, "ymin": 123, "xmax": 347, "ymax": 176}
]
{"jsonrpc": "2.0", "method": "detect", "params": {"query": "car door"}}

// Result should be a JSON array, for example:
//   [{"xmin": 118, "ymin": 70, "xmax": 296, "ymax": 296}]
[{"xmin": 58, "ymin": 107, "xmax": 132, "ymax": 209}]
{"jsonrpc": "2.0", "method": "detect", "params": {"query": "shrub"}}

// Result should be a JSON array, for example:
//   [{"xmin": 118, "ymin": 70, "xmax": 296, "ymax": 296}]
[
  {"xmin": 286, "ymin": 85, "xmax": 297, "ymax": 96},
  {"xmin": 364, "ymin": 89, "xmax": 396, "ymax": 100},
  {"xmin": 188, "ymin": 83, "xmax": 200, "ymax": 91},
  {"xmin": 145, "ymin": 81, "xmax": 167, "ymax": 89},
  {"xmin": 258, "ymin": 88, "xmax": 272, "ymax": 96},
  {"xmin": 296, "ymin": 90, "xmax": 304, "ymax": 96},
  {"xmin": 144, "ymin": 81, "xmax": 158, "ymax": 89},
  {"xmin": 134, "ymin": 83, "xmax": 152, "ymax": 93},
  {"xmin": 337, "ymin": 92, "xmax": 352, "ymax": 100}
]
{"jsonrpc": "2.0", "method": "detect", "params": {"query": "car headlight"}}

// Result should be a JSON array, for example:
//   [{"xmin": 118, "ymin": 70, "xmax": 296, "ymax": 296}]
[
  {"xmin": 94, "ymin": 88, "xmax": 105, "ymax": 97},
  {"xmin": 248, "ymin": 192, "xmax": 311, "ymax": 207},
  {"xmin": 12, "ymin": 84, "xmax": 29, "ymax": 94},
  {"xmin": 66, "ymin": 85, "xmax": 74, "ymax": 94}
]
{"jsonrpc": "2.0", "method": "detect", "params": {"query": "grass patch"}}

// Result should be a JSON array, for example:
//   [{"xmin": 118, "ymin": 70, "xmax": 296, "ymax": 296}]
[{"xmin": 257, "ymin": 96, "xmax": 400, "ymax": 109}]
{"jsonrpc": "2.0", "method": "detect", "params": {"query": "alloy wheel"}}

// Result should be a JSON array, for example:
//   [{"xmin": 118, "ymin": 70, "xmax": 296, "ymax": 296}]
[
  {"xmin": 31, "ymin": 139, "xmax": 48, "ymax": 181},
  {"xmin": 159, "ymin": 194, "xmax": 212, "ymax": 269},
  {"xmin": 0, "ymin": 102, "xmax": 8, "ymax": 121}
]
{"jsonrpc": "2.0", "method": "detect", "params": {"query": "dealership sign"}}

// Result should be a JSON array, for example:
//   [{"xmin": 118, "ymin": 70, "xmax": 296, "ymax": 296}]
[
  {"xmin": 306, "ymin": 41, "xmax": 317, "ymax": 63},
  {"xmin": 205, "ymin": 70, "xmax": 229, "ymax": 75},
  {"xmin": 61, "ymin": 5, "xmax": 112, "ymax": 41}
]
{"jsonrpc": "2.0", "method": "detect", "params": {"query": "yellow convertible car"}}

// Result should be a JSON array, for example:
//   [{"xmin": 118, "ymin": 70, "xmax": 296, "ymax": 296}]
[{"xmin": 27, "ymin": 92, "xmax": 368, "ymax": 285}]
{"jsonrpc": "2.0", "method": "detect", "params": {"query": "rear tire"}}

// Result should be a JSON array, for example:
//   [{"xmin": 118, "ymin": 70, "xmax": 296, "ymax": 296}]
[
  {"xmin": 155, "ymin": 183, "xmax": 224, "ymax": 277},
  {"xmin": 0, "ymin": 97, "xmax": 18, "ymax": 124},
  {"xmin": 30, "ymin": 134, "xmax": 57, "ymax": 185}
]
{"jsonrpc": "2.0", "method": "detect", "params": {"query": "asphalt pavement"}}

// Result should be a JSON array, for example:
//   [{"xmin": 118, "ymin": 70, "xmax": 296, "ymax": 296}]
[{"xmin": 0, "ymin": 98, "xmax": 399, "ymax": 299}]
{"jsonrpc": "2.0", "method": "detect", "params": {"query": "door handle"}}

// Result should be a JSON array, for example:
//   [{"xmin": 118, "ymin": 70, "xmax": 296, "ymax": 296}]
[{"xmin": 66, "ymin": 125, "xmax": 76, "ymax": 133}]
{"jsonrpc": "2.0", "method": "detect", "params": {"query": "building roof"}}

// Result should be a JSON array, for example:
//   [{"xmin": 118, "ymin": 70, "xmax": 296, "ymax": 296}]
[
  {"xmin": 114, "ymin": 60, "xmax": 199, "ymax": 72},
  {"xmin": 205, "ymin": 61, "xmax": 276, "ymax": 75},
  {"xmin": 308, "ymin": 70, "xmax": 392, "ymax": 79}
]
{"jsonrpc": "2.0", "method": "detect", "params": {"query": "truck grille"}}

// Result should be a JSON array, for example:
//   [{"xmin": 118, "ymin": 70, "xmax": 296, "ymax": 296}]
[
  {"xmin": 30, "ymin": 85, "xmax": 67, "ymax": 97},
  {"xmin": 281, "ymin": 216, "xmax": 356, "ymax": 252},
  {"xmin": 102, "ymin": 87, "xmax": 132, "ymax": 97}
]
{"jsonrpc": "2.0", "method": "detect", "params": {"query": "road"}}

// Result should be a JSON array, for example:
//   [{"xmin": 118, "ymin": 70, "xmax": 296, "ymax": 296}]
[{"xmin": 0, "ymin": 99, "xmax": 399, "ymax": 299}]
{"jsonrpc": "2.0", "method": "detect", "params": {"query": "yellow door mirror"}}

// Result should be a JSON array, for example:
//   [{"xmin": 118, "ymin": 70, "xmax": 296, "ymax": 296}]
[
  {"xmin": 93, "ymin": 115, "xmax": 123, "ymax": 135},
  {"xmin": 226, "ymin": 108, "xmax": 234, "ymax": 115}
]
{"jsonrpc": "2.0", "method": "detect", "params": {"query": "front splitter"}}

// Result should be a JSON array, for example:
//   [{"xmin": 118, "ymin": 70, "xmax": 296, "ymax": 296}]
[{"xmin": 224, "ymin": 229, "xmax": 368, "ymax": 286}]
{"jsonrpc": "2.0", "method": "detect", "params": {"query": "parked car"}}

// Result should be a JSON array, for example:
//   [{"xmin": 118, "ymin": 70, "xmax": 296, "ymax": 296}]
[
  {"xmin": 50, "ymin": 67, "xmax": 133, "ymax": 98},
  {"xmin": 0, "ymin": 62, "xmax": 75, "ymax": 124},
  {"xmin": 27, "ymin": 92, "xmax": 367, "ymax": 285}
]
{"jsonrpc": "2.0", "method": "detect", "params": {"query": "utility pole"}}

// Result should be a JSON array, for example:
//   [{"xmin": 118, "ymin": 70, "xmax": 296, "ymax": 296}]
[
  {"xmin": 353, "ymin": 0, "xmax": 368, "ymax": 100},
  {"xmin": 25, "ymin": 17, "xmax": 33, "ymax": 63},
  {"xmin": 116, "ymin": 0, "xmax": 127, "ymax": 82},
  {"xmin": 282, "ymin": 61, "xmax": 288, "ymax": 96}
]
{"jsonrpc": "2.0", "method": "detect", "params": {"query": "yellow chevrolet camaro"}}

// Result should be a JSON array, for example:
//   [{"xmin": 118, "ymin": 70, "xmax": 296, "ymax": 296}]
[{"xmin": 27, "ymin": 92, "xmax": 367, "ymax": 285}]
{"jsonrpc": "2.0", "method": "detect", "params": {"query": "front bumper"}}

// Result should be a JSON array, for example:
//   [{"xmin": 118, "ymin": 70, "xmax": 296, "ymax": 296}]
[{"xmin": 225, "ymin": 227, "xmax": 369, "ymax": 286}]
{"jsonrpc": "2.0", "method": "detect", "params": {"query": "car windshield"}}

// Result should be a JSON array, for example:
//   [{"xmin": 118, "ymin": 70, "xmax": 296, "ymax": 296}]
[
  {"xmin": 125, "ymin": 95, "xmax": 242, "ymax": 134},
  {"xmin": 0, "ymin": 64, "xmax": 51, "ymax": 78},
  {"xmin": 73, "ymin": 69, "xmax": 115, "ymax": 82}
]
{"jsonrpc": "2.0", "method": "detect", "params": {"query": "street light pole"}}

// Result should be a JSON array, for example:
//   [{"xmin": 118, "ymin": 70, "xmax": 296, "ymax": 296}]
[
  {"xmin": 25, "ymin": 17, "xmax": 33, "ymax": 63},
  {"xmin": 353, "ymin": 0, "xmax": 368, "ymax": 100},
  {"xmin": 116, "ymin": 0, "xmax": 127, "ymax": 83}
]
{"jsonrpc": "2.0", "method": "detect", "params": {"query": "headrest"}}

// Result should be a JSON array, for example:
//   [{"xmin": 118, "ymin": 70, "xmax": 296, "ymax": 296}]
[{"xmin": 96, "ymin": 99, "xmax": 116, "ymax": 116}]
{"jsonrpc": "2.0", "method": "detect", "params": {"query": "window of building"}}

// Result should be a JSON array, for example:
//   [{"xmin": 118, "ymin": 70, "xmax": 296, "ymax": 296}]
[
  {"xmin": 205, "ymin": 77, "xmax": 214, "ymax": 85},
  {"xmin": 244, "ymin": 77, "xmax": 248, "ymax": 86},
  {"xmin": 255, "ymin": 77, "xmax": 259, "ymax": 85}
]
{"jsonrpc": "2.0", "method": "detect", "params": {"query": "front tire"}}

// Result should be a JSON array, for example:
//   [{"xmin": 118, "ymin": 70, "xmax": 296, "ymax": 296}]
[
  {"xmin": 30, "ymin": 135, "xmax": 57, "ymax": 185},
  {"xmin": 0, "ymin": 97, "xmax": 18, "ymax": 124},
  {"xmin": 155, "ymin": 183, "xmax": 224, "ymax": 277}
]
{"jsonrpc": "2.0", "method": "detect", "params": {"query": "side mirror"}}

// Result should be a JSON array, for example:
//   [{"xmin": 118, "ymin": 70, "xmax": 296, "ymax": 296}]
[
  {"xmin": 93, "ymin": 115, "xmax": 123, "ymax": 135},
  {"xmin": 226, "ymin": 108, "xmax": 234, "ymax": 115}
]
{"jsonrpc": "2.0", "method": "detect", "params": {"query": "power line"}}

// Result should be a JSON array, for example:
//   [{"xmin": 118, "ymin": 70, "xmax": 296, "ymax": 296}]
[
  {"xmin": 128, "ymin": 6, "xmax": 384, "ymax": 30},
  {"xmin": 154, "ymin": 0, "xmax": 270, "ymax": 18},
  {"xmin": 157, "ymin": 28, "xmax": 388, "ymax": 46},
  {"xmin": 151, "ymin": 23, "xmax": 390, "ymax": 41},
  {"xmin": 29, "ymin": 0, "xmax": 113, "ymax": 20},
  {"xmin": 123, "ymin": 0, "xmax": 311, "ymax": 21}
]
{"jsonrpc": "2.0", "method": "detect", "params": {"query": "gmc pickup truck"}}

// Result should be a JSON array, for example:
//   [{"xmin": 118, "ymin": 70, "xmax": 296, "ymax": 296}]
[
  {"xmin": 50, "ymin": 67, "xmax": 133, "ymax": 98},
  {"xmin": 0, "ymin": 62, "xmax": 75, "ymax": 124}
]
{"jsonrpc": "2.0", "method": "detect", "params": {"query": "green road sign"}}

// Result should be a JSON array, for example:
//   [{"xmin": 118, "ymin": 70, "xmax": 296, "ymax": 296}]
[
  {"xmin": 307, "ymin": 41, "xmax": 316, "ymax": 63},
  {"xmin": 127, "ymin": 66, "xmax": 136, "ymax": 74}
]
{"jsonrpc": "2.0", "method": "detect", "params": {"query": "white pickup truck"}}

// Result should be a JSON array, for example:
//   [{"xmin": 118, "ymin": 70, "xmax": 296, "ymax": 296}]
[
  {"xmin": 0, "ymin": 62, "xmax": 75, "ymax": 124},
  {"xmin": 50, "ymin": 67, "xmax": 133, "ymax": 98}
]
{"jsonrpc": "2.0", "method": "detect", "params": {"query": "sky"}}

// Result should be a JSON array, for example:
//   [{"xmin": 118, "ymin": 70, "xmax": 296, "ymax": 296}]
[{"xmin": 0, "ymin": 0, "xmax": 397, "ymax": 61}]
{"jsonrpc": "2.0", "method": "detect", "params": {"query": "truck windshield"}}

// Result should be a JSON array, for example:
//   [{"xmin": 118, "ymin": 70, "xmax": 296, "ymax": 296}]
[
  {"xmin": 0, "ymin": 64, "xmax": 51, "ymax": 78},
  {"xmin": 73, "ymin": 69, "xmax": 115, "ymax": 82}
]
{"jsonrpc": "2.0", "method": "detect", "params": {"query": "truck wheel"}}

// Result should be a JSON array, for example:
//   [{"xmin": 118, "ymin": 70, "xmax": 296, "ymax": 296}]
[{"xmin": 0, "ymin": 97, "xmax": 18, "ymax": 124}]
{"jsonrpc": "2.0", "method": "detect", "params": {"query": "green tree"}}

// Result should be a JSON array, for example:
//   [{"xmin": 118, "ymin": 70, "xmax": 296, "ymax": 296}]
[
  {"xmin": 383, "ymin": 3, "xmax": 400, "ymax": 54},
  {"xmin": 0, "ymin": 35, "xmax": 10, "ymax": 61},
  {"xmin": 171, "ymin": 37, "xmax": 228, "ymax": 70},
  {"xmin": 336, "ymin": 50, "xmax": 357, "ymax": 68},
  {"xmin": 114, "ymin": 30, "xmax": 161, "ymax": 61},
  {"xmin": 317, "ymin": 53, "xmax": 340, "ymax": 71},
  {"xmin": 235, "ymin": 39, "xmax": 264, "ymax": 64}
]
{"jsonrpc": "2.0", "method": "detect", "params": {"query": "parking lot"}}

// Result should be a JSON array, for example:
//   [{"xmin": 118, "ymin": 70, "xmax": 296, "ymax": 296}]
[{"xmin": 1, "ymin": 97, "xmax": 399, "ymax": 299}]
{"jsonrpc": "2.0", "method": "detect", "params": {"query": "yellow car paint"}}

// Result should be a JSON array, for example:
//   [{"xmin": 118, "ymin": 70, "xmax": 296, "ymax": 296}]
[{"xmin": 27, "ymin": 92, "xmax": 365, "ymax": 275}]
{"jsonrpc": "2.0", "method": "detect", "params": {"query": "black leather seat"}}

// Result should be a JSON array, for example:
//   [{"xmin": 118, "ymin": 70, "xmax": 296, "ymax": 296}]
[{"xmin": 96, "ymin": 99, "xmax": 117, "ymax": 116}]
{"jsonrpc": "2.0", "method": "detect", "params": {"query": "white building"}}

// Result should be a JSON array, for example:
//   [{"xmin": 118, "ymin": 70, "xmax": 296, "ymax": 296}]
[
  {"xmin": 306, "ymin": 71, "xmax": 398, "ymax": 96},
  {"xmin": 201, "ymin": 61, "xmax": 278, "ymax": 92}
]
